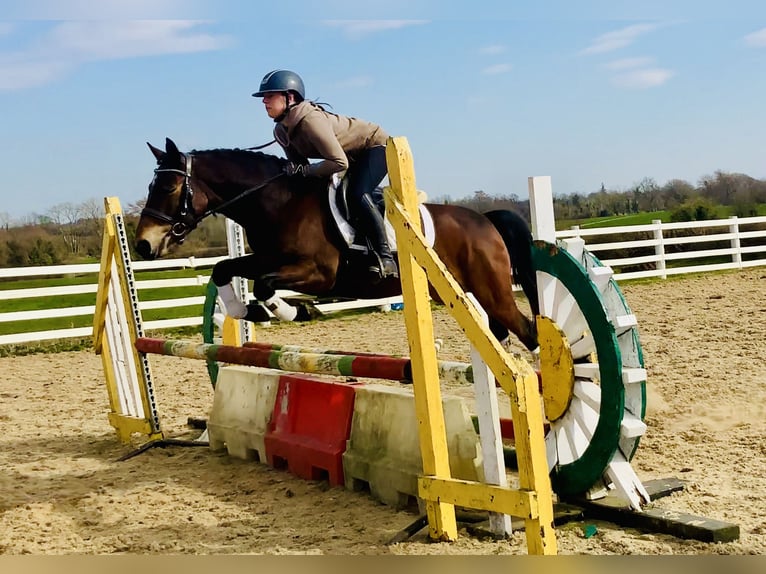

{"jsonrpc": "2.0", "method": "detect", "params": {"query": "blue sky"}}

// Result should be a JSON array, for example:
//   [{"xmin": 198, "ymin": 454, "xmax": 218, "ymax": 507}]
[{"xmin": 1, "ymin": 1, "xmax": 765, "ymax": 220}]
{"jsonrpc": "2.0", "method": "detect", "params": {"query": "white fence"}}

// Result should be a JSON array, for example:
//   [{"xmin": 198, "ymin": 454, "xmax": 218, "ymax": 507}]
[
  {"xmin": 559, "ymin": 215, "xmax": 766, "ymax": 281},
  {"xmin": 0, "ymin": 252, "xmax": 403, "ymax": 346},
  {"xmin": 0, "ymin": 255, "xmax": 220, "ymax": 345},
  {"xmin": 1, "ymin": 199, "xmax": 765, "ymax": 346}
]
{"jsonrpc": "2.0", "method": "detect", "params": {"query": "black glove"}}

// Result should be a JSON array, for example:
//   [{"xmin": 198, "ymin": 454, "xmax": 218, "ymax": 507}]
[{"xmin": 283, "ymin": 161, "xmax": 309, "ymax": 177}]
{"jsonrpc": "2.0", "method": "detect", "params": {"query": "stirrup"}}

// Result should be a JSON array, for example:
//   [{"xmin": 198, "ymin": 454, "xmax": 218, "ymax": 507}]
[
  {"xmin": 380, "ymin": 257, "xmax": 399, "ymax": 279},
  {"xmin": 367, "ymin": 253, "xmax": 399, "ymax": 282}
]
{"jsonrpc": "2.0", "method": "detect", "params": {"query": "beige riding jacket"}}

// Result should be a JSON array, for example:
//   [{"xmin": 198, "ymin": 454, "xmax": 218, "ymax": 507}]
[{"xmin": 273, "ymin": 101, "xmax": 388, "ymax": 178}]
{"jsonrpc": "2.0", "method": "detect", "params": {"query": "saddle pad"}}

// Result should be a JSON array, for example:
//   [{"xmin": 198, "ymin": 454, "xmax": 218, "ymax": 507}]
[{"xmin": 327, "ymin": 178, "xmax": 435, "ymax": 252}]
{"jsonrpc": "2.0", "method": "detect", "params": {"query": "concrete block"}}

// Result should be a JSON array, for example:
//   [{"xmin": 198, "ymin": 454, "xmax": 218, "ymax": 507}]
[
  {"xmin": 343, "ymin": 384, "xmax": 484, "ymax": 509},
  {"xmin": 207, "ymin": 366, "xmax": 281, "ymax": 462}
]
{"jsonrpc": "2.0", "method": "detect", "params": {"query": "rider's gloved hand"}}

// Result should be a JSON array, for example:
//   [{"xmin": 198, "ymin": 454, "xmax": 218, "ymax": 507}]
[{"xmin": 283, "ymin": 161, "xmax": 309, "ymax": 177}]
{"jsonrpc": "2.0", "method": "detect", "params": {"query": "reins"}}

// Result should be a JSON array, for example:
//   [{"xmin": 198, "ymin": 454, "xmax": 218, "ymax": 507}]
[
  {"xmin": 199, "ymin": 171, "xmax": 285, "ymax": 220},
  {"xmin": 243, "ymin": 139, "xmax": 276, "ymax": 151}
]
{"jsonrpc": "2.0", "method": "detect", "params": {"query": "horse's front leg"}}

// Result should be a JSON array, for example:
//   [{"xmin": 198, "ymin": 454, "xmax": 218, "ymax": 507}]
[
  {"xmin": 254, "ymin": 259, "xmax": 336, "ymax": 322},
  {"xmin": 210, "ymin": 254, "xmax": 263, "ymax": 320}
]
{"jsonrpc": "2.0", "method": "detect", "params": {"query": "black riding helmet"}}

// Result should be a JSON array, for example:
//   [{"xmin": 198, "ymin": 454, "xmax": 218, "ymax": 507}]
[{"xmin": 252, "ymin": 69, "xmax": 305, "ymax": 101}]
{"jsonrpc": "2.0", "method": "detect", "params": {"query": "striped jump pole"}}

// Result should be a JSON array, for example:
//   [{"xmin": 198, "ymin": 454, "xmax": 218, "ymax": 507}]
[
  {"xmin": 136, "ymin": 337, "xmax": 475, "ymax": 385},
  {"xmin": 244, "ymin": 340, "xmax": 543, "ymax": 389},
  {"xmin": 243, "ymin": 340, "xmax": 412, "ymax": 359}
]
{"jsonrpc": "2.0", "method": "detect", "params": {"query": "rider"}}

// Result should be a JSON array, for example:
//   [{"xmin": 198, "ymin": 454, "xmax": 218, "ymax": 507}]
[{"xmin": 253, "ymin": 69, "xmax": 398, "ymax": 281}]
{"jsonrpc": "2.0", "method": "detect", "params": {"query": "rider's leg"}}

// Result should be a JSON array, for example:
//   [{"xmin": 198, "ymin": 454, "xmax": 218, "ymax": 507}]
[
  {"xmin": 358, "ymin": 193, "xmax": 398, "ymax": 279},
  {"xmin": 348, "ymin": 146, "xmax": 398, "ymax": 280}
]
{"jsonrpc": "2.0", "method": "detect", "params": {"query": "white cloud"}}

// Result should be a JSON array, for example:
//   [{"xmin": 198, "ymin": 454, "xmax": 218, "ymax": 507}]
[
  {"xmin": 744, "ymin": 27, "xmax": 766, "ymax": 47},
  {"xmin": 605, "ymin": 57, "xmax": 654, "ymax": 71},
  {"xmin": 581, "ymin": 23, "xmax": 660, "ymax": 55},
  {"xmin": 322, "ymin": 19, "xmax": 428, "ymax": 40},
  {"xmin": 46, "ymin": 20, "xmax": 231, "ymax": 60},
  {"xmin": 582, "ymin": 27, "xmax": 672, "ymax": 89},
  {"xmin": 4, "ymin": 0, "xmax": 197, "ymax": 19},
  {"xmin": 479, "ymin": 44, "xmax": 507, "ymax": 55},
  {"xmin": 0, "ymin": 58, "xmax": 73, "ymax": 91},
  {"xmin": 482, "ymin": 63, "xmax": 512, "ymax": 75},
  {"xmin": 333, "ymin": 75, "xmax": 374, "ymax": 89},
  {"xmin": 0, "ymin": 20, "xmax": 232, "ymax": 91},
  {"xmin": 612, "ymin": 68, "xmax": 674, "ymax": 89}
]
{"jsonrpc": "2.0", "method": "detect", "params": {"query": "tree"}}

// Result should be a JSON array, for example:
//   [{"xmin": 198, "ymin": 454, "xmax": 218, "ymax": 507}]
[
  {"xmin": 670, "ymin": 198, "xmax": 717, "ymax": 222},
  {"xmin": 125, "ymin": 198, "xmax": 147, "ymax": 216},
  {"xmin": 28, "ymin": 238, "xmax": 61, "ymax": 265},
  {"xmin": 79, "ymin": 197, "xmax": 107, "ymax": 257},
  {"xmin": 5, "ymin": 240, "xmax": 27, "ymax": 266},
  {"xmin": 661, "ymin": 179, "xmax": 695, "ymax": 206},
  {"xmin": 631, "ymin": 177, "xmax": 662, "ymax": 211},
  {"xmin": 48, "ymin": 202, "xmax": 85, "ymax": 257}
]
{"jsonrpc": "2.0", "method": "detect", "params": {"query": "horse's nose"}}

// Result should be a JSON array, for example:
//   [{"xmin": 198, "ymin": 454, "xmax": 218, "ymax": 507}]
[{"xmin": 135, "ymin": 239, "xmax": 155, "ymax": 260}]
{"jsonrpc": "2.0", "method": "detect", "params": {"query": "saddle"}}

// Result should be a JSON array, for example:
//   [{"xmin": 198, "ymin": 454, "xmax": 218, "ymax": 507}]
[{"xmin": 326, "ymin": 173, "xmax": 435, "ymax": 254}]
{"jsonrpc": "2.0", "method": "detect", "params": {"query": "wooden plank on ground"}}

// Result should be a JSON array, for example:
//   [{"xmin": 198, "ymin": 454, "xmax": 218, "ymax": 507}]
[{"xmin": 562, "ymin": 477, "xmax": 740, "ymax": 543}]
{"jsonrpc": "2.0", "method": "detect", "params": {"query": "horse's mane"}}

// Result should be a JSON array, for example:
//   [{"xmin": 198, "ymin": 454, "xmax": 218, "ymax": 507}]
[
  {"xmin": 190, "ymin": 148, "xmax": 286, "ymax": 170},
  {"xmin": 189, "ymin": 147, "xmax": 325, "ymax": 194}
]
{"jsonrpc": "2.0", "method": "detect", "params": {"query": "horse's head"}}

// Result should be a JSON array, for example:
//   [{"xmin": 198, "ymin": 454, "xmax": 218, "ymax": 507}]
[{"xmin": 135, "ymin": 137, "xmax": 207, "ymax": 259}]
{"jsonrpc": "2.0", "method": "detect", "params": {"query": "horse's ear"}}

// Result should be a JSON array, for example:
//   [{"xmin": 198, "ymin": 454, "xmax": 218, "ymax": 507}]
[
  {"xmin": 147, "ymin": 142, "xmax": 165, "ymax": 161},
  {"xmin": 165, "ymin": 137, "xmax": 181, "ymax": 157}
]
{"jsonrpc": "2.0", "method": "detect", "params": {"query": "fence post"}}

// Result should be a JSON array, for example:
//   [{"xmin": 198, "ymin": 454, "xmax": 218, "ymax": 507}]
[
  {"xmin": 729, "ymin": 216, "xmax": 742, "ymax": 269},
  {"xmin": 224, "ymin": 219, "xmax": 254, "ymax": 343},
  {"xmin": 466, "ymin": 292, "xmax": 513, "ymax": 537},
  {"xmin": 528, "ymin": 176, "xmax": 556, "ymax": 243},
  {"xmin": 652, "ymin": 219, "xmax": 667, "ymax": 279}
]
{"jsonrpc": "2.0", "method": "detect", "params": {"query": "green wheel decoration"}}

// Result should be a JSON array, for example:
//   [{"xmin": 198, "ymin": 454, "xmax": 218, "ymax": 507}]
[
  {"xmin": 202, "ymin": 278, "xmax": 257, "ymax": 388},
  {"xmin": 201, "ymin": 279, "xmax": 221, "ymax": 387},
  {"xmin": 532, "ymin": 239, "xmax": 647, "ymax": 499}
]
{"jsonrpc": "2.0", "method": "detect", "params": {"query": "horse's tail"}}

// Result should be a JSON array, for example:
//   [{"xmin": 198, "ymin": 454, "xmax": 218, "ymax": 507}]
[{"xmin": 483, "ymin": 209, "xmax": 540, "ymax": 317}]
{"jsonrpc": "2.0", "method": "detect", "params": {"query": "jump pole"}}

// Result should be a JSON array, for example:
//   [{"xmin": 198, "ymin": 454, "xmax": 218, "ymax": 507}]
[{"xmin": 135, "ymin": 337, "xmax": 475, "ymax": 385}]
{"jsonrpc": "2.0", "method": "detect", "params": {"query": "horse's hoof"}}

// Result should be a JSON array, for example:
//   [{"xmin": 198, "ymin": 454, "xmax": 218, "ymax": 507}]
[
  {"xmin": 244, "ymin": 303, "xmax": 271, "ymax": 324},
  {"xmin": 295, "ymin": 302, "xmax": 322, "ymax": 321}
]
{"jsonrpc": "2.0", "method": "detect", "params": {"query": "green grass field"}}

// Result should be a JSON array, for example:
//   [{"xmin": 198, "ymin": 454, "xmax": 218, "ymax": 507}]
[
  {"xmin": 0, "ymin": 268, "xmax": 213, "ymax": 337},
  {"xmin": 559, "ymin": 204, "xmax": 766, "ymax": 230}
]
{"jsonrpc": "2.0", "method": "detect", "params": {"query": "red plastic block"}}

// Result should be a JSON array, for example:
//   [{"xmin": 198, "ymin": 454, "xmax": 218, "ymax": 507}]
[
  {"xmin": 498, "ymin": 417, "xmax": 550, "ymax": 442},
  {"xmin": 264, "ymin": 374, "xmax": 359, "ymax": 486}
]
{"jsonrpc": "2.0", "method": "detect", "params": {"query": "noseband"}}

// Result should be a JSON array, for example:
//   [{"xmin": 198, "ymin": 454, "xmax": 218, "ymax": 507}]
[{"xmin": 141, "ymin": 153, "xmax": 199, "ymax": 242}]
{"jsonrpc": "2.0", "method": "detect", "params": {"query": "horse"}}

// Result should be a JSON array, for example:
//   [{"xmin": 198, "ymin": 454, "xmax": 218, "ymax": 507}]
[{"xmin": 135, "ymin": 137, "xmax": 540, "ymax": 351}]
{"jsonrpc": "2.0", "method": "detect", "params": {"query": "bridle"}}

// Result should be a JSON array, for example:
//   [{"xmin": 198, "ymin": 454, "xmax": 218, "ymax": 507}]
[
  {"xmin": 140, "ymin": 152, "xmax": 198, "ymax": 241},
  {"xmin": 140, "ymin": 151, "xmax": 285, "ymax": 243}
]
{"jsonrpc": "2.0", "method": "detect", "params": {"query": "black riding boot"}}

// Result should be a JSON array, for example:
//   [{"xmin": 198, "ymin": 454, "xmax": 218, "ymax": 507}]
[{"xmin": 358, "ymin": 193, "xmax": 399, "ymax": 281}]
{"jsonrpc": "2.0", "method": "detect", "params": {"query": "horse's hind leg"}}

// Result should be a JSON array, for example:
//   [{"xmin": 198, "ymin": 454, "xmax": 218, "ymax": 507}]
[
  {"xmin": 457, "ymin": 271, "xmax": 537, "ymax": 351},
  {"xmin": 487, "ymin": 292, "xmax": 538, "ymax": 352},
  {"xmin": 456, "ymin": 253, "xmax": 538, "ymax": 351},
  {"xmin": 488, "ymin": 317, "xmax": 510, "ymax": 346},
  {"xmin": 488, "ymin": 314, "xmax": 538, "ymax": 353}
]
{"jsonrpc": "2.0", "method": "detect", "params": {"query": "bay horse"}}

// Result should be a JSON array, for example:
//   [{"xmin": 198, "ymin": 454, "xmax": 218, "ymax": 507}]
[{"xmin": 135, "ymin": 137, "xmax": 540, "ymax": 350}]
